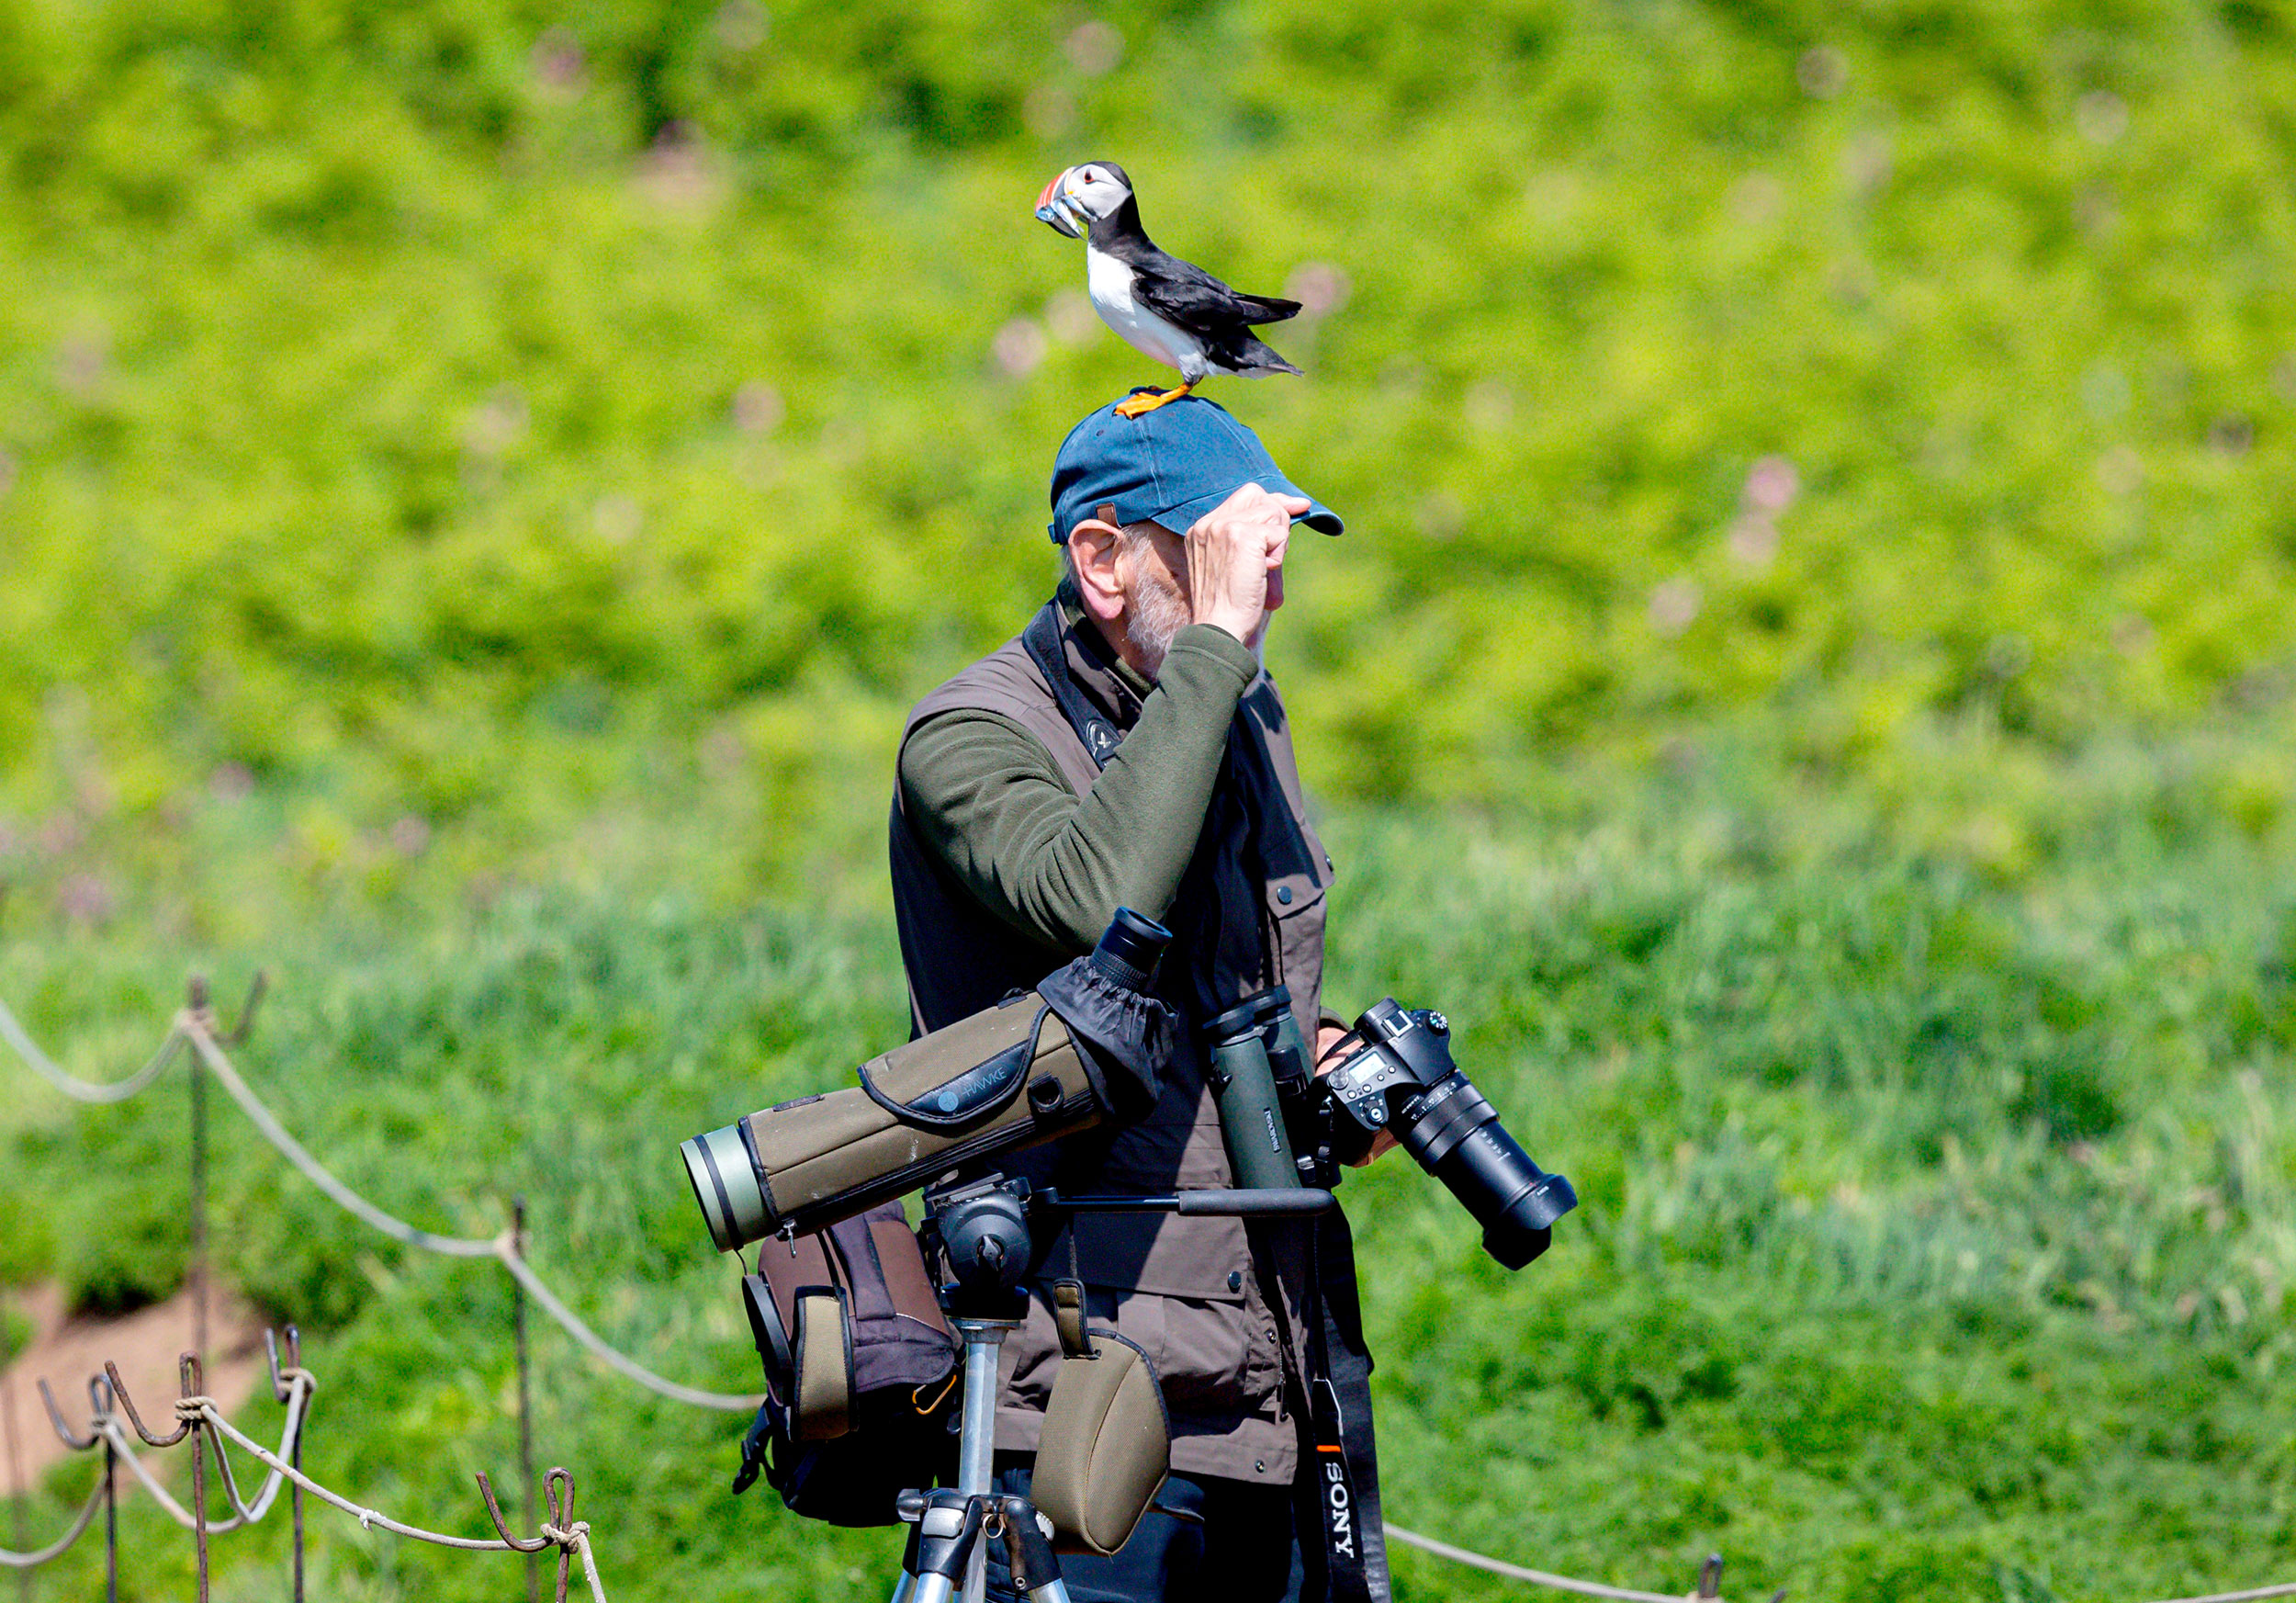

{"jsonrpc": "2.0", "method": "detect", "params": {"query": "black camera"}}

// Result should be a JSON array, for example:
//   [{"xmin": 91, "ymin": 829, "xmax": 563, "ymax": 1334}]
[
  {"xmin": 1316, "ymin": 999, "xmax": 1575, "ymax": 1268},
  {"xmin": 1206, "ymin": 993, "xmax": 1576, "ymax": 1270}
]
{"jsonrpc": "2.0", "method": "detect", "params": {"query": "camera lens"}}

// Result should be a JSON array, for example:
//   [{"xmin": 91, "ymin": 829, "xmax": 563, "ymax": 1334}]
[
  {"xmin": 1090, "ymin": 907, "xmax": 1173, "ymax": 990},
  {"xmin": 1394, "ymin": 1071, "xmax": 1578, "ymax": 1270},
  {"xmin": 1433, "ymin": 1121, "xmax": 1577, "ymax": 1270}
]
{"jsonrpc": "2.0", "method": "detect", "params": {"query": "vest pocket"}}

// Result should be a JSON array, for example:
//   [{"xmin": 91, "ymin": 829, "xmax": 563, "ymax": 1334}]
[
  {"xmin": 1066, "ymin": 1212, "xmax": 1253, "ymax": 1302},
  {"xmin": 1113, "ymin": 1290, "xmax": 1267, "ymax": 1414},
  {"xmin": 1265, "ymin": 876, "xmax": 1327, "ymax": 1015}
]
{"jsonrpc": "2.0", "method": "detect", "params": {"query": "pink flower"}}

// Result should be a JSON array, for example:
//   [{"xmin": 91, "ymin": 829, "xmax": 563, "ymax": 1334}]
[
  {"xmin": 1728, "ymin": 517, "xmax": 1780, "ymax": 569},
  {"xmin": 992, "ymin": 319, "xmax": 1048, "ymax": 378},
  {"xmin": 60, "ymin": 874, "xmax": 115, "ymax": 927},
  {"xmin": 1063, "ymin": 21, "xmax": 1123, "ymax": 76},
  {"xmin": 1649, "ymin": 579, "xmax": 1702, "ymax": 637},
  {"xmin": 733, "ymin": 382, "xmax": 784, "ymax": 435},
  {"xmin": 1743, "ymin": 455, "xmax": 1799, "ymax": 514},
  {"xmin": 531, "ymin": 28, "xmax": 586, "ymax": 92},
  {"xmin": 1284, "ymin": 264, "xmax": 1351, "ymax": 321}
]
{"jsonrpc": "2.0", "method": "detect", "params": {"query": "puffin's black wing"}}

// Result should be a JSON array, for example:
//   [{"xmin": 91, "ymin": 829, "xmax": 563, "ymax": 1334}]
[{"xmin": 1130, "ymin": 251, "xmax": 1301, "ymax": 334}]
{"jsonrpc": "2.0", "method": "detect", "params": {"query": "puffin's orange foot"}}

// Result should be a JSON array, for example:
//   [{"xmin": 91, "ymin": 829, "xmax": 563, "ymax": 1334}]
[{"xmin": 1113, "ymin": 381, "xmax": 1196, "ymax": 419}]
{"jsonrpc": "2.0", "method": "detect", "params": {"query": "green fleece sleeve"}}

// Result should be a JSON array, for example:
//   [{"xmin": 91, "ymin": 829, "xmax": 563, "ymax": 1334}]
[{"xmin": 899, "ymin": 623, "xmax": 1260, "ymax": 953}]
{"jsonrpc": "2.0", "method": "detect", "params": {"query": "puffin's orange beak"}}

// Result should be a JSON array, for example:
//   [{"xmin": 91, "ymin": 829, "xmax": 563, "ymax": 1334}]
[{"xmin": 1035, "ymin": 168, "xmax": 1084, "ymax": 238}]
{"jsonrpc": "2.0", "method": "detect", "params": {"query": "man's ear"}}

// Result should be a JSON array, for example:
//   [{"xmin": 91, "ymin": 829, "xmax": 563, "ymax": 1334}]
[{"xmin": 1064, "ymin": 518, "xmax": 1128, "ymax": 623}]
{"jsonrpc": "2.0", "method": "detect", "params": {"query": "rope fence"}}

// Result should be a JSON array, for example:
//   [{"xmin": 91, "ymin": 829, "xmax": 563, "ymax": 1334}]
[
  {"xmin": 5, "ymin": 985, "xmax": 760, "ymax": 1411},
  {"xmin": 5, "ymin": 976, "xmax": 2289, "ymax": 1603},
  {"xmin": 1386, "ymin": 1529, "xmax": 1755, "ymax": 1603},
  {"xmin": 0, "ymin": 1329, "xmax": 610, "ymax": 1601}
]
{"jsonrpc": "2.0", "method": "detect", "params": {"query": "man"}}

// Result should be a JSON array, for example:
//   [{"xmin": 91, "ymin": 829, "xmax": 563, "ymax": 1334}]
[{"xmin": 888, "ymin": 389, "xmax": 1390, "ymax": 1603}]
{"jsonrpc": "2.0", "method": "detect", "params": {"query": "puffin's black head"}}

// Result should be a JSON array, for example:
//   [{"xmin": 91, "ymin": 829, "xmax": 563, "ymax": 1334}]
[{"xmin": 1034, "ymin": 162, "xmax": 1133, "ymax": 239}]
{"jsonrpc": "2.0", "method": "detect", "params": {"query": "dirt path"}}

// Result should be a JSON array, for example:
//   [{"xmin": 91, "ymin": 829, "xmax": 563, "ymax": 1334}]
[{"xmin": 1, "ymin": 1281, "xmax": 268, "ymax": 1490}]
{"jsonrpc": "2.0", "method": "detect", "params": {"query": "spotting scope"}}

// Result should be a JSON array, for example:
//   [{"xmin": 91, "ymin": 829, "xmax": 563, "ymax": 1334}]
[{"xmin": 681, "ymin": 910, "xmax": 1173, "ymax": 1253}]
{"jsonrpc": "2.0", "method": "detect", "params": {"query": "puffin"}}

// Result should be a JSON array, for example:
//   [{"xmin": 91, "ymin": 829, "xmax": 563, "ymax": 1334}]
[{"xmin": 1035, "ymin": 162, "xmax": 1301, "ymax": 418}]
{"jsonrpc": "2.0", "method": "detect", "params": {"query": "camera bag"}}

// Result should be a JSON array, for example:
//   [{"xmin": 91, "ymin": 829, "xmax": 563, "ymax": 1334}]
[{"xmin": 732, "ymin": 1201, "xmax": 960, "ymax": 1525}]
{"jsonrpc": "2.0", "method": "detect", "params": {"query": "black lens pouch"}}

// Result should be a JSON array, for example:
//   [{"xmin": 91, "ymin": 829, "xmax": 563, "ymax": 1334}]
[{"xmin": 1037, "ymin": 956, "xmax": 1176, "ymax": 1123}]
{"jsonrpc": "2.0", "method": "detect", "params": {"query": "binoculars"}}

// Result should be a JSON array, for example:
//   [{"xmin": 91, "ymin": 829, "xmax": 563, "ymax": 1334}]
[{"xmin": 1204, "ymin": 988, "xmax": 1576, "ymax": 1269}]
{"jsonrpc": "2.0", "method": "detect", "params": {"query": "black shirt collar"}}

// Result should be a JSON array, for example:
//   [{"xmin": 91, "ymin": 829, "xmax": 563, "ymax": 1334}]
[{"xmin": 1053, "ymin": 580, "xmax": 1151, "ymax": 730}]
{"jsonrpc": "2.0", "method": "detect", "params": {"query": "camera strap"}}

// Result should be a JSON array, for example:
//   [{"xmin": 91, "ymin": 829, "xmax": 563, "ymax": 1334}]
[
  {"xmin": 1021, "ymin": 604, "xmax": 1122, "ymax": 771},
  {"xmin": 1294, "ymin": 1212, "xmax": 1386, "ymax": 1603}
]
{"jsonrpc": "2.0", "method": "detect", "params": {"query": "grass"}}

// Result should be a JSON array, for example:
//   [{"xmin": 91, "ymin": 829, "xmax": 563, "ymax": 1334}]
[
  {"xmin": 8, "ymin": 1, "xmax": 2296, "ymax": 1596},
  {"xmin": 6, "ymin": 727, "xmax": 2296, "ymax": 1600}
]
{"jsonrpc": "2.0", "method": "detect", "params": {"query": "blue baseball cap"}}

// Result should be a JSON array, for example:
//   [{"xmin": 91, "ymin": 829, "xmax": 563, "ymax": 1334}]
[{"xmin": 1048, "ymin": 389, "xmax": 1344, "ymax": 545}]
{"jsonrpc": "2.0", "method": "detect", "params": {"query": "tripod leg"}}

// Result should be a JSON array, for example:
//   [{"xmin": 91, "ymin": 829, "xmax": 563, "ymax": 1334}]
[
  {"xmin": 950, "ymin": 1320, "xmax": 1014, "ymax": 1603},
  {"xmin": 889, "ymin": 1517, "xmax": 924, "ymax": 1603},
  {"xmin": 907, "ymin": 1490, "xmax": 986, "ymax": 1603}
]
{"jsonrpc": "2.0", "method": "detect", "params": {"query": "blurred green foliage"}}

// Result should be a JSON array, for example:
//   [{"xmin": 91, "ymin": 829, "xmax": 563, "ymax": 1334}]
[{"xmin": 6, "ymin": 0, "xmax": 2296, "ymax": 844}]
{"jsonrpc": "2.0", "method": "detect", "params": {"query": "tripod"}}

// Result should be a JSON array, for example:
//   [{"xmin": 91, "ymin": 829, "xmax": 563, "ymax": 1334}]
[
  {"xmin": 888, "ymin": 1176, "xmax": 1334, "ymax": 1603},
  {"xmin": 892, "ymin": 1488, "xmax": 1071, "ymax": 1603}
]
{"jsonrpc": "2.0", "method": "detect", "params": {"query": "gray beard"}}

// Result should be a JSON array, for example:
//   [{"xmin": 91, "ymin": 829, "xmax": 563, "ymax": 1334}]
[
  {"xmin": 1124, "ymin": 565, "xmax": 1194, "ymax": 678},
  {"xmin": 1123, "ymin": 565, "xmax": 1268, "ymax": 679}
]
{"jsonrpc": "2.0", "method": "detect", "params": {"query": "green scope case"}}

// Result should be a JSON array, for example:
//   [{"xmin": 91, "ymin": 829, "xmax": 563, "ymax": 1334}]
[{"xmin": 683, "ymin": 992, "xmax": 1118, "ymax": 1252}]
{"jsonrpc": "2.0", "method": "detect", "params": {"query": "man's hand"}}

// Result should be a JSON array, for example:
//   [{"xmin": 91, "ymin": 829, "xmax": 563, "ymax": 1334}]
[
  {"xmin": 1314, "ymin": 1021, "xmax": 1399, "ymax": 1166},
  {"xmin": 1186, "ymin": 482, "xmax": 1308, "ymax": 647}
]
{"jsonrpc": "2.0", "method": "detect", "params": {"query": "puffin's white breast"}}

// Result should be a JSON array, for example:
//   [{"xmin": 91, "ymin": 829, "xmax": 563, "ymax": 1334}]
[{"xmin": 1086, "ymin": 245, "xmax": 1204, "ymax": 377}]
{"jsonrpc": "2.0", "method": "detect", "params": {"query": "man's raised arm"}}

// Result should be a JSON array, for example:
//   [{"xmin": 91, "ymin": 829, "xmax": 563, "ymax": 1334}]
[{"xmin": 899, "ymin": 620, "xmax": 1256, "ymax": 951}]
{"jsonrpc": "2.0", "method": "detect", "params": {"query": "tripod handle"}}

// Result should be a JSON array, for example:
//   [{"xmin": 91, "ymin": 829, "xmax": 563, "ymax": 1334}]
[
  {"xmin": 1040, "ymin": 1188, "xmax": 1336, "ymax": 1217},
  {"xmin": 895, "ymin": 1491, "xmax": 1072, "ymax": 1603},
  {"xmin": 1177, "ymin": 1187, "xmax": 1334, "ymax": 1215},
  {"xmin": 903, "ymin": 1488, "xmax": 985, "ymax": 1603},
  {"xmin": 995, "ymin": 1496, "xmax": 1067, "ymax": 1600}
]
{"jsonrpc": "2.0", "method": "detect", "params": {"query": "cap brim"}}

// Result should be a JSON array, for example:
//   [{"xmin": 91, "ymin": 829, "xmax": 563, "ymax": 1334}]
[{"xmin": 1154, "ymin": 479, "xmax": 1344, "ymax": 538}]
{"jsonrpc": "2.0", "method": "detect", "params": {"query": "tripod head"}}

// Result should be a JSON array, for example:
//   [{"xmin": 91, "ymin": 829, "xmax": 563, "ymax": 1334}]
[{"xmin": 920, "ymin": 1176, "xmax": 1037, "ymax": 1322}]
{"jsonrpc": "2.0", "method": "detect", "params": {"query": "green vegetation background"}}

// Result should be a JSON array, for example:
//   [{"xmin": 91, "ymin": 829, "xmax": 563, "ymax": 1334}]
[{"xmin": 4, "ymin": 0, "xmax": 2296, "ymax": 1597}]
